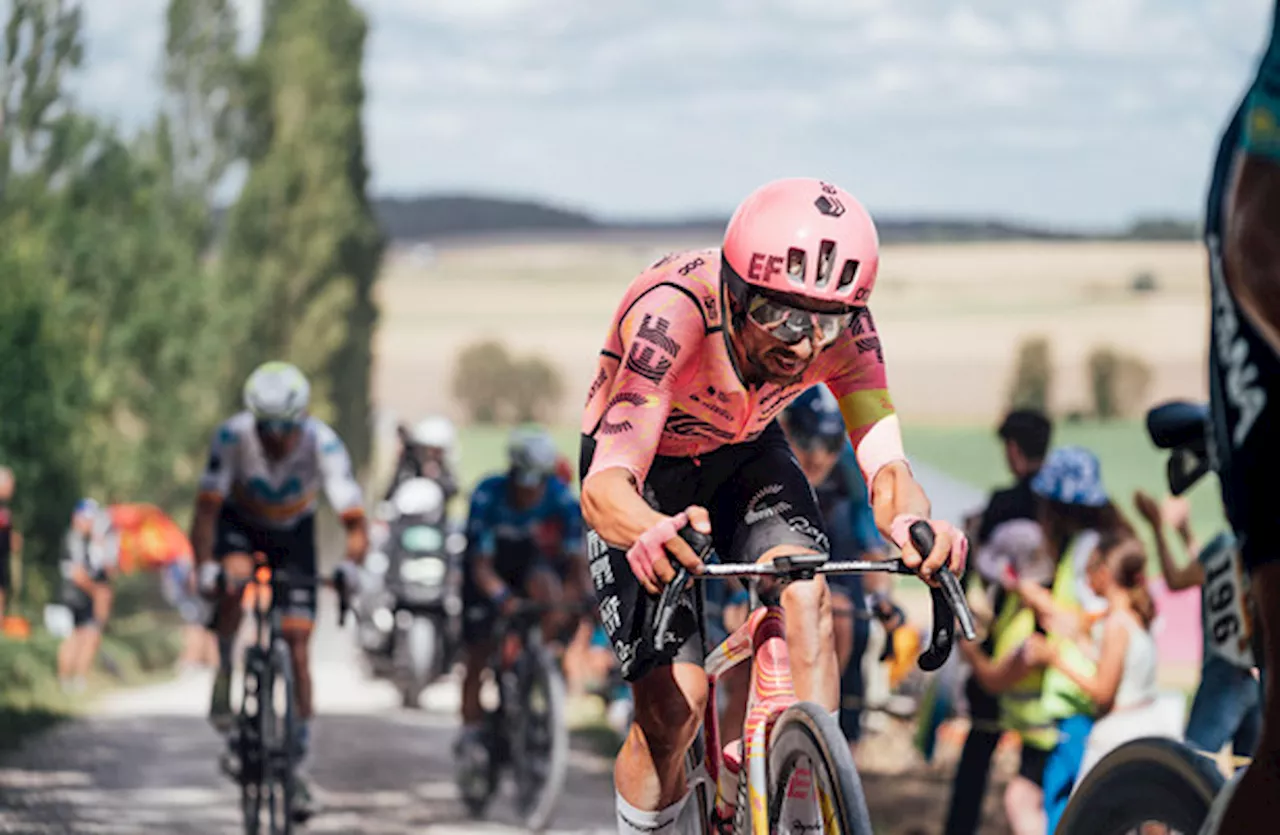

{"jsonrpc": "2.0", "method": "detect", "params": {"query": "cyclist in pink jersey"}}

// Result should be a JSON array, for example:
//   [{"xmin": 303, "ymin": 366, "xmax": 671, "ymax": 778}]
[{"xmin": 579, "ymin": 177, "xmax": 968, "ymax": 834}]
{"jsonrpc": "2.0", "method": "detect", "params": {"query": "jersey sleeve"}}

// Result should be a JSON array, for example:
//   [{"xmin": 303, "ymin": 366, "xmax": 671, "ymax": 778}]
[
  {"xmin": 315, "ymin": 424, "xmax": 364, "ymax": 516},
  {"xmin": 466, "ymin": 480, "xmax": 499, "ymax": 560},
  {"xmin": 825, "ymin": 308, "xmax": 907, "ymax": 483},
  {"xmin": 197, "ymin": 421, "xmax": 238, "ymax": 498},
  {"xmin": 584, "ymin": 287, "xmax": 705, "ymax": 486}
]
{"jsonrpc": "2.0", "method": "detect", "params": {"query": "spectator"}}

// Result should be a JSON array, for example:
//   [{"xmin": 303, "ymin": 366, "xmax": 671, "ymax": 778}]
[
  {"xmin": 56, "ymin": 499, "xmax": 120, "ymax": 694},
  {"xmin": 1134, "ymin": 490, "xmax": 1261, "ymax": 762},
  {"xmin": 1011, "ymin": 446, "xmax": 1137, "ymax": 835},
  {"xmin": 944, "ymin": 409, "xmax": 1051, "ymax": 835},
  {"xmin": 0, "ymin": 466, "xmax": 14, "ymax": 619},
  {"xmin": 1023, "ymin": 530, "xmax": 1175, "ymax": 788}
]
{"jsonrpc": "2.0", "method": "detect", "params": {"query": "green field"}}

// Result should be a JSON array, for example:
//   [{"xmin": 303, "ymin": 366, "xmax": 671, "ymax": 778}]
[{"xmin": 446, "ymin": 420, "xmax": 1229, "ymax": 570}]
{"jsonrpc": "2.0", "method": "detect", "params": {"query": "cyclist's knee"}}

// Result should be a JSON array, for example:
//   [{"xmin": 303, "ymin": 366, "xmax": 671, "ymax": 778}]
[
  {"xmin": 781, "ymin": 574, "xmax": 832, "ymax": 629},
  {"xmin": 630, "ymin": 663, "xmax": 707, "ymax": 761}
]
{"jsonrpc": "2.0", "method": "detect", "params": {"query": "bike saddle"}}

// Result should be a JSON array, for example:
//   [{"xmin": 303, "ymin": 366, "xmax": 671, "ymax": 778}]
[{"xmin": 1146, "ymin": 400, "xmax": 1209, "ymax": 450}]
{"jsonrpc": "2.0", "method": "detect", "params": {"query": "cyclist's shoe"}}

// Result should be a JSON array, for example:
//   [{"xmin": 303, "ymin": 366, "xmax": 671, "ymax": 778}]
[
  {"xmin": 209, "ymin": 669, "xmax": 233, "ymax": 733},
  {"xmin": 290, "ymin": 773, "xmax": 317, "ymax": 823}
]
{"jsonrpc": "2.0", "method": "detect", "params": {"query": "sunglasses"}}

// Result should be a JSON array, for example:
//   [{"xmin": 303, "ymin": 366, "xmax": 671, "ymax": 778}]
[
  {"xmin": 255, "ymin": 419, "xmax": 301, "ymax": 438},
  {"xmin": 746, "ymin": 295, "xmax": 853, "ymax": 347}
]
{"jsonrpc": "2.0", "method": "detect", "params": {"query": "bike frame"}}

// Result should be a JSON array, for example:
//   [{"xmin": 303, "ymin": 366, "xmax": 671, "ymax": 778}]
[{"xmin": 696, "ymin": 604, "xmax": 833, "ymax": 834}]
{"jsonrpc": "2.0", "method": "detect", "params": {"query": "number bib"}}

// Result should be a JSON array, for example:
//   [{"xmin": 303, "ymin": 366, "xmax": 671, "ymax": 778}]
[{"xmin": 1199, "ymin": 532, "xmax": 1255, "ymax": 670}]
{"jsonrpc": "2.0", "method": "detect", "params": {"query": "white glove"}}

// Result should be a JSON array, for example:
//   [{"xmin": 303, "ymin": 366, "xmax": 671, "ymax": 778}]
[
  {"xmin": 335, "ymin": 559, "xmax": 362, "ymax": 597},
  {"xmin": 198, "ymin": 562, "xmax": 223, "ymax": 596}
]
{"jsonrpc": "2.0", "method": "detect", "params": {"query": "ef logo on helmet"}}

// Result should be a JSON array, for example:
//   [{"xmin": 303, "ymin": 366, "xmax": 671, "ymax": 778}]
[{"xmin": 747, "ymin": 252, "xmax": 786, "ymax": 284}]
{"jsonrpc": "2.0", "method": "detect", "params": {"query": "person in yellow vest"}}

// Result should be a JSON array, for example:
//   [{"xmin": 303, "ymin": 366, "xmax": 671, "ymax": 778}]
[
  {"xmin": 1005, "ymin": 446, "xmax": 1136, "ymax": 835},
  {"xmin": 1022, "ymin": 533, "xmax": 1174, "ymax": 793},
  {"xmin": 958, "ymin": 523, "xmax": 1058, "ymax": 835}
]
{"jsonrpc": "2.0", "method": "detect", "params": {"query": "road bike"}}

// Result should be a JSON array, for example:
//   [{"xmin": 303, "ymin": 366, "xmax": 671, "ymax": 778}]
[
  {"xmin": 649, "ymin": 522, "xmax": 976, "ymax": 835},
  {"xmin": 219, "ymin": 555, "xmax": 351, "ymax": 835},
  {"xmin": 1056, "ymin": 400, "xmax": 1258, "ymax": 835},
  {"xmin": 457, "ymin": 599, "xmax": 593, "ymax": 832}
]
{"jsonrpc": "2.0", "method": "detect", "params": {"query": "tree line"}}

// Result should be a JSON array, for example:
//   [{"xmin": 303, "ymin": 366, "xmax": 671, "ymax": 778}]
[{"xmin": 0, "ymin": 0, "xmax": 383, "ymax": 605}]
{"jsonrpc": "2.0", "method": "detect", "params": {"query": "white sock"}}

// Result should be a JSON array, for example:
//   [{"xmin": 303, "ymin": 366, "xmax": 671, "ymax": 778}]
[{"xmin": 616, "ymin": 789, "xmax": 692, "ymax": 834}]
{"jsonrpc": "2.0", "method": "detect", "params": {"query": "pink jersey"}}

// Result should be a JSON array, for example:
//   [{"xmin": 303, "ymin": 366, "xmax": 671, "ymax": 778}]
[{"xmin": 581, "ymin": 248, "xmax": 906, "ymax": 487}]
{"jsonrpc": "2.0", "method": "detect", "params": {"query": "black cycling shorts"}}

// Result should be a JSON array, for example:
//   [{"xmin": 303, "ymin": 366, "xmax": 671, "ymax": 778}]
[
  {"xmin": 582, "ymin": 420, "xmax": 829, "ymax": 683},
  {"xmin": 1206, "ymin": 86, "xmax": 1280, "ymax": 573},
  {"xmin": 213, "ymin": 504, "xmax": 318, "ymax": 621}
]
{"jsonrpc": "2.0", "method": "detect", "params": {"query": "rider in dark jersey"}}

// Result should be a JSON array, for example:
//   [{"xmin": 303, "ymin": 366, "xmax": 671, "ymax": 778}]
[{"xmin": 1203, "ymin": 5, "xmax": 1280, "ymax": 829}]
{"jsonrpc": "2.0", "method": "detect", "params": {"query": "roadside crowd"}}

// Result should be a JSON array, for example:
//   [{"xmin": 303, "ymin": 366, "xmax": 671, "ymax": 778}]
[{"xmin": 939, "ymin": 411, "xmax": 1258, "ymax": 835}]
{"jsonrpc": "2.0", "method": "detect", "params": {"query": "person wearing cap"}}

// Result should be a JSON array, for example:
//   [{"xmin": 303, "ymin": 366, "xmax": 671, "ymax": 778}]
[
  {"xmin": 56, "ymin": 498, "xmax": 120, "ymax": 694},
  {"xmin": 454, "ymin": 425, "xmax": 588, "ymax": 764}
]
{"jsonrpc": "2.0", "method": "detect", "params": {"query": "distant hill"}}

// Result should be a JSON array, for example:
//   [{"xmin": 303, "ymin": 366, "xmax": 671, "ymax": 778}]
[{"xmin": 368, "ymin": 195, "xmax": 1197, "ymax": 244}]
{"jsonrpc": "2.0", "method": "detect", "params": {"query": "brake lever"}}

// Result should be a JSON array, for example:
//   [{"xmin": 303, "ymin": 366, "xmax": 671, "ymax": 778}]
[
  {"xmin": 650, "ymin": 526, "xmax": 712, "ymax": 653},
  {"xmin": 906, "ymin": 520, "xmax": 976, "ymax": 672}
]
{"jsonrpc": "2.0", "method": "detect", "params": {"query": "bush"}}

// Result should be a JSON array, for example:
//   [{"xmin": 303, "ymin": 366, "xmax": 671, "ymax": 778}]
[
  {"xmin": 451, "ymin": 339, "xmax": 566, "ymax": 424},
  {"xmin": 1007, "ymin": 336, "xmax": 1053, "ymax": 415},
  {"xmin": 452, "ymin": 340, "xmax": 512, "ymax": 424},
  {"xmin": 1087, "ymin": 345, "xmax": 1154, "ymax": 420}
]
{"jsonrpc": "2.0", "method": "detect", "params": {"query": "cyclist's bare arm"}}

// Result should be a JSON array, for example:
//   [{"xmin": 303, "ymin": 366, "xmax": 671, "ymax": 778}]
[
  {"xmin": 339, "ymin": 510, "xmax": 368, "ymax": 563},
  {"xmin": 824, "ymin": 319, "xmax": 965, "ymax": 579},
  {"xmin": 1227, "ymin": 156, "xmax": 1280, "ymax": 354}
]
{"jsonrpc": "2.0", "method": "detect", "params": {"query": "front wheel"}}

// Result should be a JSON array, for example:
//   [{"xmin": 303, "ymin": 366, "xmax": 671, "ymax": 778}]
[
  {"xmin": 1057, "ymin": 737, "xmax": 1224, "ymax": 835},
  {"xmin": 511, "ymin": 642, "xmax": 569, "ymax": 832},
  {"xmin": 397, "ymin": 615, "xmax": 437, "ymax": 708},
  {"xmin": 766, "ymin": 701, "xmax": 873, "ymax": 835}
]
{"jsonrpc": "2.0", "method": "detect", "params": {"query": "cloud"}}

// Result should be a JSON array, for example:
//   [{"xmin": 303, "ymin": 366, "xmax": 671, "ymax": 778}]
[{"xmin": 69, "ymin": 0, "xmax": 1275, "ymax": 225}]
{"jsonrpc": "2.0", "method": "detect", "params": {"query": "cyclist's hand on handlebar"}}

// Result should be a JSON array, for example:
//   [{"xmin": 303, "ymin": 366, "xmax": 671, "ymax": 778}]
[
  {"xmin": 890, "ymin": 514, "xmax": 968, "ymax": 582},
  {"xmin": 625, "ymin": 505, "xmax": 711, "ymax": 595}
]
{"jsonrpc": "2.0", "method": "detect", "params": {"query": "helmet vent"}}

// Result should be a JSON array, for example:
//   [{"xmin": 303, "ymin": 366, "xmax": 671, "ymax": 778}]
[
  {"xmin": 836, "ymin": 259, "xmax": 860, "ymax": 293},
  {"xmin": 815, "ymin": 240, "xmax": 837, "ymax": 288},
  {"xmin": 786, "ymin": 248, "xmax": 807, "ymax": 287}
]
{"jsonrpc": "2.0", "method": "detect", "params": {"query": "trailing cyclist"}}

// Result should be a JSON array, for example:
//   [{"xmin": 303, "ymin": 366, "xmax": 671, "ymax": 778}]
[
  {"xmin": 578, "ymin": 177, "xmax": 966, "ymax": 834},
  {"xmin": 455, "ymin": 425, "xmax": 589, "ymax": 766},
  {"xmin": 778, "ymin": 384, "xmax": 903, "ymax": 753},
  {"xmin": 1200, "ymin": 6, "xmax": 1280, "ymax": 825},
  {"xmin": 191, "ymin": 361, "xmax": 368, "ymax": 819}
]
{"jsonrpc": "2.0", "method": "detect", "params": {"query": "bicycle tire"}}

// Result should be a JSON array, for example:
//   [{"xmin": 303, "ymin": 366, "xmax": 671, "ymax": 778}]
[
  {"xmin": 267, "ymin": 639, "xmax": 296, "ymax": 835},
  {"xmin": 512, "ymin": 642, "xmax": 569, "ymax": 832},
  {"xmin": 1056, "ymin": 737, "xmax": 1224, "ymax": 835},
  {"xmin": 240, "ymin": 647, "xmax": 268, "ymax": 835},
  {"xmin": 765, "ymin": 702, "xmax": 873, "ymax": 835}
]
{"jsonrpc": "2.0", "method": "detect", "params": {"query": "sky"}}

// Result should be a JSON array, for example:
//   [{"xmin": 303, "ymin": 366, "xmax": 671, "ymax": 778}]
[{"xmin": 76, "ymin": 0, "xmax": 1274, "ymax": 228}]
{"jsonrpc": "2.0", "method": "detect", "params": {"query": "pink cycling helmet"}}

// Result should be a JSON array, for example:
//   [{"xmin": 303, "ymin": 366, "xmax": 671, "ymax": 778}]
[{"xmin": 722, "ymin": 178, "xmax": 879, "ymax": 309}]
